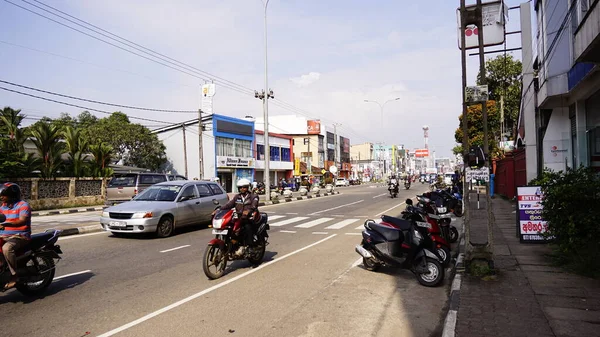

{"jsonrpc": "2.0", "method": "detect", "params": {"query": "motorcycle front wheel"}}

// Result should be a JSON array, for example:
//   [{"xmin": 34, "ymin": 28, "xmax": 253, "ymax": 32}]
[
  {"xmin": 16, "ymin": 254, "xmax": 55, "ymax": 296},
  {"xmin": 203, "ymin": 244, "xmax": 228, "ymax": 280},
  {"xmin": 449, "ymin": 226, "xmax": 459, "ymax": 243},
  {"xmin": 453, "ymin": 202, "xmax": 464, "ymax": 217}
]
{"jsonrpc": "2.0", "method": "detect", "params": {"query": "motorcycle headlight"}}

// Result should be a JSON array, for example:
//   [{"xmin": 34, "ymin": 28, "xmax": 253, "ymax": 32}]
[
  {"xmin": 414, "ymin": 230, "xmax": 423, "ymax": 240},
  {"xmin": 213, "ymin": 218, "xmax": 224, "ymax": 229}
]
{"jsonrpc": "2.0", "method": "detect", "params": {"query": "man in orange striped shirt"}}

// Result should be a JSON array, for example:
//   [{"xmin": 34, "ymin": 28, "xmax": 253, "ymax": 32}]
[{"xmin": 0, "ymin": 182, "xmax": 32, "ymax": 290}]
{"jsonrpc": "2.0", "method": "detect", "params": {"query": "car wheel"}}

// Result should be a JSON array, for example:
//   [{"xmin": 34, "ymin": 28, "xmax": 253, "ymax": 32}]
[{"xmin": 156, "ymin": 215, "xmax": 174, "ymax": 238}]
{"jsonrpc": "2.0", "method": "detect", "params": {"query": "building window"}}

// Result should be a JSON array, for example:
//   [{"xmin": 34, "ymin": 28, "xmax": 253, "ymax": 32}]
[
  {"xmin": 216, "ymin": 137, "xmax": 234, "ymax": 156},
  {"xmin": 281, "ymin": 148, "xmax": 291, "ymax": 162},
  {"xmin": 257, "ymin": 144, "xmax": 264, "ymax": 160},
  {"xmin": 270, "ymin": 146, "xmax": 281, "ymax": 161},
  {"xmin": 217, "ymin": 137, "xmax": 252, "ymax": 157},
  {"xmin": 235, "ymin": 139, "xmax": 252, "ymax": 157}
]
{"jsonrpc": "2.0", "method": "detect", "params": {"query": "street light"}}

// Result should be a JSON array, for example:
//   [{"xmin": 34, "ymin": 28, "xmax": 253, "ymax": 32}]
[
  {"xmin": 255, "ymin": 0, "xmax": 274, "ymax": 200},
  {"xmin": 364, "ymin": 97, "xmax": 400, "ymax": 177}
]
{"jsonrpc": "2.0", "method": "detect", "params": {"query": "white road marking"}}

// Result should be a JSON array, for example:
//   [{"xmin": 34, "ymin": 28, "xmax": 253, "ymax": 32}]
[
  {"xmin": 269, "ymin": 216, "xmax": 309, "ymax": 227},
  {"xmin": 160, "ymin": 245, "xmax": 191, "ymax": 253},
  {"xmin": 372, "ymin": 193, "xmax": 387, "ymax": 199},
  {"xmin": 351, "ymin": 257, "xmax": 363, "ymax": 268},
  {"xmin": 375, "ymin": 202, "xmax": 406, "ymax": 216},
  {"xmin": 345, "ymin": 232, "xmax": 363, "ymax": 236},
  {"xmin": 285, "ymin": 213, "xmax": 298, "ymax": 215},
  {"xmin": 294, "ymin": 218, "xmax": 334, "ymax": 228},
  {"xmin": 96, "ymin": 234, "xmax": 338, "ymax": 337},
  {"xmin": 58, "ymin": 231, "xmax": 107, "ymax": 240},
  {"xmin": 312, "ymin": 232, "xmax": 329, "ymax": 235},
  {"xmin": 53, "ymin": 270, "xmax": 92, "ymax": 281},
  {"xmin": 325, "ymin": 219, "xmax": 360, "ymax": 229},
  {"xmin": 268, "ymin": 215, "xmax": 286, "ymax": 221},
  {"xmin": 309, "ymin": 200, "xmax": 364, "ymax": 215},
  {"xmin": 279, "ymin": 230, "xmax": 297, "ymax": 233}
]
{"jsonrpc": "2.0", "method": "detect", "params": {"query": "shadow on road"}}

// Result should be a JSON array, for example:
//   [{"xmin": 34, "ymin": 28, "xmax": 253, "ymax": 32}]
[{"xmin": 0, "ymin": 272, "xmax": 94, "ymax": 304}]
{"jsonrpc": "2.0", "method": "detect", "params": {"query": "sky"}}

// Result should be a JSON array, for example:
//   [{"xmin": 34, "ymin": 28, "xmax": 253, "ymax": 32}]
[{"xmin": 0, "ymin": 0, "xmax": 529, "ymax": 159}]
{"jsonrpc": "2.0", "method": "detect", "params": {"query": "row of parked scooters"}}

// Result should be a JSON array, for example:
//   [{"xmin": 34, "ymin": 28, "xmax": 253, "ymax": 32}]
[{"xmin": 355, "ymin": 186, "xmax": 463, "ymax": 287}]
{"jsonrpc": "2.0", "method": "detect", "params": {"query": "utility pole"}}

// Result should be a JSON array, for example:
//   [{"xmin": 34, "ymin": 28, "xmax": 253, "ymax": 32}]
[
  {"xmin": 182, "ymin": 123, "xmax": 188, "ymax": 178},
  {"xmin": 307, "ymin": 137, "xmax": 312, "ymax": 175},
  {"xmin": 198, "ymin": 109, "xmax": 204, "ymax": 180},
  {"xmin": 477, "ymin": 0, "xmax": 489, "ymax": 164},
  {"xmin": 333, "ymin": 123, "xmax": 341, "ymax": 174}
]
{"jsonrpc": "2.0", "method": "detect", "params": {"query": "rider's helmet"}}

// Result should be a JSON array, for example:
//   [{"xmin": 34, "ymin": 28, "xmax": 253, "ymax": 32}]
[
  {"xmin": 0, "ymin": 182, "xmax": 22, "ymax": 202},
  {"xmin": 236, "ymin": 178, "xmax": 251, "ymax": 192}
]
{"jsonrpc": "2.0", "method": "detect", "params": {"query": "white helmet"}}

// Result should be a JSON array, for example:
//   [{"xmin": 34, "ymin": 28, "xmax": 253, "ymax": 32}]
[{"xmin": 236, "ymin": 178, "xmax": 251, "ymax": 189}]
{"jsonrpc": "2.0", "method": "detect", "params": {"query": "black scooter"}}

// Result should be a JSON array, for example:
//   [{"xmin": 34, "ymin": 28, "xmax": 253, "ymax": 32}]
[
  {"xmin": 388, "ymin": 182, "xmax": 398, "ymax": 198},
  {"xmin": 0, "ymin": 214, "xmax": 63, "ymax": 296},
  {"xmin": 355, "ymin": 217, "xmax": 445, "ymax": 287}
]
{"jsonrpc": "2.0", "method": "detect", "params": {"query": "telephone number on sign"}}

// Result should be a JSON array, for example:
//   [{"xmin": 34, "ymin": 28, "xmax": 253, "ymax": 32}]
[{"xmin": 520, "ymin": 221, "xmax": 548, "ymax": 234}]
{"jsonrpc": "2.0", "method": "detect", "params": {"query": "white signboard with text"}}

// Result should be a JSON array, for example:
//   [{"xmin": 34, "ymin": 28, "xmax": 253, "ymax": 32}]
[
  {"xmin": 217, "ymin": 156, "xmax": 255, "ymax": 168},
  {"xmin": 517, "ymin": 186, "xmax": 552, "ymax": 242},
  {"xmin": 465, "ymin": 167, "xmax": 490, "ymax": 182}
]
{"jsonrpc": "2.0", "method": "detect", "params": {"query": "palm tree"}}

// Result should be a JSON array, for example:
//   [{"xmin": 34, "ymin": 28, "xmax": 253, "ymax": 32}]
[
  {"xmin": 0, "ymin": 107, "xmax": 27, "ymax": 153},
  {"xmin": 63, "ymin": 126, "xmax": 89, "ymax": 177},
  {"xmin": 89, "ymin": 143, "xmax": 114, "ymax": 177},
  {"xmin": 29, "ymin": 122, "xmax": 64, "ymax": 178}
]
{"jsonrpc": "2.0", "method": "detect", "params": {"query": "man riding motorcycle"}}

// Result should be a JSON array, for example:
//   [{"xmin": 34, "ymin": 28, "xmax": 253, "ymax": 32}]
[
  {"xmin": 212, "ymin": 179, "xmax": 259, "ymax": 256},
  {"xmin": 388, "ymin": 175, "xmax": 399, "ymax": 194},
  {"xmin": 0, "ymin": 182, "xmax": 32, "ymax": 290}
]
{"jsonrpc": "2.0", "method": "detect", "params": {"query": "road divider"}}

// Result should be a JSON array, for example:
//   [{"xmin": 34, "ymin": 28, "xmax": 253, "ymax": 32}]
[{"xmin": 258, "ymin": 191, "xmax": 340, "ymax": 207}]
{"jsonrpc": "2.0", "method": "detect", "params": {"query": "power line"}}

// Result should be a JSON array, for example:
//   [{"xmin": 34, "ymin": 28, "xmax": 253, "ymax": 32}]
[
  {"xmin": 8, "ymin": 0, "xmax": 375, "ymax": 143},
  {"xmin": 0, "ymin": 86, "xmax": 173, "ymax": 124},
  {"xmin": 0, "ymin": 79, "xmax": 198, "ymax": 114}
]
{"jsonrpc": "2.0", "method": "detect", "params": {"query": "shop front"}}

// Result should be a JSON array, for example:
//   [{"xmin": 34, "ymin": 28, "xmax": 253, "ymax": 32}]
[{"xmin": 213, "ymin": 115, "xmax": 255, "ymax": 193}]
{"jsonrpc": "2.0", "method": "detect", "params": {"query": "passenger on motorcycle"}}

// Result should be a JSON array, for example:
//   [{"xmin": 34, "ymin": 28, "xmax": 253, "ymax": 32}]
[
  {"xmin": 388, "ymin": 175, "xmax": 399, "ymax": 192},
  {"xmin": 0, "ymin": 182, "xmax": 32, "ymax": 290},
  {"xmin": 213, "ymin": 178, "xmax": 259, "ymax": 256}
]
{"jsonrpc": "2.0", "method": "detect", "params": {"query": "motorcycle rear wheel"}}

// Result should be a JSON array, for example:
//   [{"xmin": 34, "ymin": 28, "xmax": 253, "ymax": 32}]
[
  {"xmin": 247, "ymin": 242, "xmax": 266, "ymax": 267},
  {"xmin": 453, "ymin": 203, "xmax": 464, "ymax": 217},
  {"xmin": 416, "ymin": 257, "xmax": 444, "ymax": 287},
  {"xmin": 449, "ymin": 226, "xmax": 459, "ymax": 243},
  {"xmin": 16, "ymin": 255, "xmax": 55, "ymax": 296},
  {"xmin": 203, "ymin": 244, "xmax": 228, "ymax": 280}
]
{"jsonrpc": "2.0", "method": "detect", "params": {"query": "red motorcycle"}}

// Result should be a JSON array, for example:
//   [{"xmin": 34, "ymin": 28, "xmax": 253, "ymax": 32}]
[
  {"xmin": 417, "ymin": 195, "xmax": 459, "ymax": 243},
  {"xmin": 202, "ymin": 207, "xmax": 270, "ymax": 280}
]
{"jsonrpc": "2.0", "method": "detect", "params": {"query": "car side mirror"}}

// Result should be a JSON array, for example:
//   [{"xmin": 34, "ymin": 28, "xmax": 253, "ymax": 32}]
[
  {"xmin": 405, "ymin": 199, "xmax": 413, "ymax": 205},
  {"xmin": 179, "ymin": 196, "xmax": 191, "ymax": 202}
]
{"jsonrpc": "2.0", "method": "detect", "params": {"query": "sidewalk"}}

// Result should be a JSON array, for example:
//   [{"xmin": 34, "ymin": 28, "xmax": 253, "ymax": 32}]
[{"xmin": 450, "ymin": 197, "xmax": 600, "ymax": 337}]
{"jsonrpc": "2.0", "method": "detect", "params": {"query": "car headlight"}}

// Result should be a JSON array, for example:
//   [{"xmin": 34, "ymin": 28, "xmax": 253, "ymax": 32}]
[
  {"xmin": 101, "ymin": 211, "xmax": 109, "ymax": 218},
  {"xmin": 131, "ymin": 212, "xmax": 154, "ymax": 219}
]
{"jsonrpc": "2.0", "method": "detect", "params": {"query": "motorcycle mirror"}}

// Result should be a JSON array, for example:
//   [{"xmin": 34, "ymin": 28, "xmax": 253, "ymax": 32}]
[
  {"xmin": 212, "ymin": 199, "xmax": 220, "ymax": 205},
  {"xmin": 405, "ymin": 199, "xmax": 413, "ymax": 205}
]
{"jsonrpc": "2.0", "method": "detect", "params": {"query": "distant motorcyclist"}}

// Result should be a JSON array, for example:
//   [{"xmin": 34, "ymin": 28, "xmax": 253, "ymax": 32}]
[
  {"xmin": 213, "ymin": 179, "xmax": 259, "ymax": 256},
  {"xmin": 388, "ymin": 175, "xmax": 399, "ymax": 193}
]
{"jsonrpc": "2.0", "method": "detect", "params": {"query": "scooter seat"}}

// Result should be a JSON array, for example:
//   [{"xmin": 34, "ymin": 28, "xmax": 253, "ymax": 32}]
[
  {"xmin": 380, "ymin": 215, "xmax": 412, "ymax": 230},
  {"xmin": 370, "ymin": 222, "xmax": 403, "ymax": 242}
]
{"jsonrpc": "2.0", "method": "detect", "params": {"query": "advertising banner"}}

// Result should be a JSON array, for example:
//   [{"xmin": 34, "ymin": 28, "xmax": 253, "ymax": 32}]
[
  {"xmin": 307, "ymin": 120, "xmax": 321, "ymax": 135},
  {"xmin": 517, "ymin": 186, "xmax": 553, "ymax": 243},
  {"xmin": 415, "ymin": 149, "xmax": 429, "ymax": 157},
  {"xmin": 217, "ymin": 156, "xmax": 255, "ymax": 168}
]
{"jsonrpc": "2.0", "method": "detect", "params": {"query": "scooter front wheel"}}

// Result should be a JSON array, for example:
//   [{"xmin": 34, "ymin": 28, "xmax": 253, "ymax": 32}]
[
  {"xmin": 437, "ymin": 246, "xmax": 451, "ymax": 267},
  {"xmin": 416, "ymin": 257, "xmax": 445, "ymax": 287}
]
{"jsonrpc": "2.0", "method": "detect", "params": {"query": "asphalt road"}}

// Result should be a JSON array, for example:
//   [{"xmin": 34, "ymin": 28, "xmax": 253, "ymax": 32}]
[{"xmin": 2, "ymin": 183, "xmax": 451, "ymax": 337}]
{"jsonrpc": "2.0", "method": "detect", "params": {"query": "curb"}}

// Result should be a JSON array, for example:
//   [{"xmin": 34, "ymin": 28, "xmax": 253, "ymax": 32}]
[
  {"xmin": 58, "ymin": 224, "xmax": 104, "ymax": 238},
  {"xmin": 32, "ymin": 207, "xmax": 105, "ymax": 217},
  {"xmin": 442, "ymin": 225, "xmax": 466, "ymax": 337},
  {"xmin": 257, "ymin": 191, "xmax": 340, "ymax": 207}
]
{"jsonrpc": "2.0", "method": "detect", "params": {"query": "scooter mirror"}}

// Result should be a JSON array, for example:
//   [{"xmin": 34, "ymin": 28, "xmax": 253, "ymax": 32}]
[{"xmin": 405, "ymin": 199, "xmax": 413, "ymax": 205}]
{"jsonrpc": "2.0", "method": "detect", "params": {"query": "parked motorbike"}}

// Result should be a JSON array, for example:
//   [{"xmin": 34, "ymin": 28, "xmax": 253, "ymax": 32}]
[
  {"xmin": 202, "ymin": 205, "xmax": 270, "ymax": 280},
  {"xmin": 0, "ymin": 214, "xmax": 63, "ymax": 296},
  {"xmin": 402, "ymin": 199, "xmax": 451, "ymax": 266},
  {"xmin": 355, "ymin": 215, "xmax": 445, "ymax": 287},
  {"xmin": 429, "ymin": 189, "xmax": 464, "ymax": 218},
  {"xmin": 388, "ymin": 182, "xmax": 398, "ymax": 198},
  {"xmin": 252, "ymin": 182, "xmax": 266, "ymax": 195},
  {"xmin": 416, "ymin": 195, "xmax": 459, "ymax": 243}
]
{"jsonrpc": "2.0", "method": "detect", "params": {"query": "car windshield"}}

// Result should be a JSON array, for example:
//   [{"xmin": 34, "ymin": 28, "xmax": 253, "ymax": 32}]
[
  {"xmin": 108, "ymin": 174, "xmax": 136, "ymax": 187},
  {"xmin": 133, "ymin": 185, "xmax": 182, "ymax": 202}
]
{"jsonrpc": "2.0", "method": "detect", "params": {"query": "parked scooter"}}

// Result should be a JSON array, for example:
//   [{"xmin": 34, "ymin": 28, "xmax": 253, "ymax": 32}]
[
  {"xmin": 0, "ymin": 214, "xmax": 63, "ymax": 296},
  {"xmin": 355, "ymin": 215, "xmax": 445, "ymax": 287},
  {"xmin": 416, "ymin": 195, "xmax": 459, "ymax": 243},
  {"xmin": 402, "ymin": 199, "xmax": 452, "ymax": 266}
]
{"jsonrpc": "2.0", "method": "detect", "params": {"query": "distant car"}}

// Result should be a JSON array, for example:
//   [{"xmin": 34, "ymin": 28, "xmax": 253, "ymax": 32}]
[
  {"xmin": 100, "ymin": 180, "xmax": 228, "ymax": 238},
  {"xmin": 105, "ymin": 173, "xmax": 187, "ymax": 206},
  {"xmin": 335, "ymin": 178, "xmax": 350, "ymax": 187}
]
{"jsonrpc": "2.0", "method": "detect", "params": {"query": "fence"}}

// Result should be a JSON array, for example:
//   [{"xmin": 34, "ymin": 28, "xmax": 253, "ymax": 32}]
[
  {"xmin": 494, "ymin": 148, "xmax": 527, "ymax": 199},
  {"xmin": 0, "ymin": 177, "xmax": 106, "ymax": 211}
]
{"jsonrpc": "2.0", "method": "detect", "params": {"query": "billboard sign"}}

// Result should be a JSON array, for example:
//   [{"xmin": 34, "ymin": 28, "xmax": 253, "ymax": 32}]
[
  {"xmin": 465, "ymin": 85, "xmax": 489, "ymax": 103},
  {"xmin": 456, "ymin": 1, "xmax": 507, "ymax": 50},
  {"xmin": 307, "ymin": 120, "xmax": 321, "ymax": 135},
  {"xmin": 414, "ymin": 149, "xmax": 429, "ymax": 157},
  {"xmin": 517, "ymin": 186, "xmax": 553, "ymax": 243}
]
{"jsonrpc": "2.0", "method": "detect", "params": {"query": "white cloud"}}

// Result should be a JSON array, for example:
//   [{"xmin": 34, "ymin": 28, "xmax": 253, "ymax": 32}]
[{"xmin": 290, "ymin": 72, "xmax": 321, "ymax": 87}]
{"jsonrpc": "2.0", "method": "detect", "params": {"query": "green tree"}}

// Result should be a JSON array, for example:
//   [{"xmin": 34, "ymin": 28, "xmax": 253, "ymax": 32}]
[
  {"xmin": 0, "ymin": 107, "xmax": 33, "ymax": 178},
  {"xmin": 63, "ymin": 126, "xmax": 89, "ymax": 177},
  {"xmin": 477, "ymin": 54, "xmax": 522, "ymax": 138},
  {"xmin": 89, "ymin": 143, "xmax": 114, "ymax": 177},
  {"xmin": 29, "ymin": 122, "xmax": 65, "ymax": 178},
  {"xmin": 455, "ymin": 100, "xmax": 501, "ymax": 158}
]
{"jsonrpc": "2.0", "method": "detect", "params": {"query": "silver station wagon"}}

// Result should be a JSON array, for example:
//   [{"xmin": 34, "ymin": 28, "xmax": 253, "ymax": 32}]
[{"xmin": 100, "ymin": 180, "xmax": 229, "ymax": 237}]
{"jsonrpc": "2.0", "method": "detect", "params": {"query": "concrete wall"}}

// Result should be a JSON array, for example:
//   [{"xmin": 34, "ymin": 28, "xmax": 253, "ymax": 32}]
[{"xmin": 542, "ymin": 107, "xmax": 572, "ymax": 171}]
